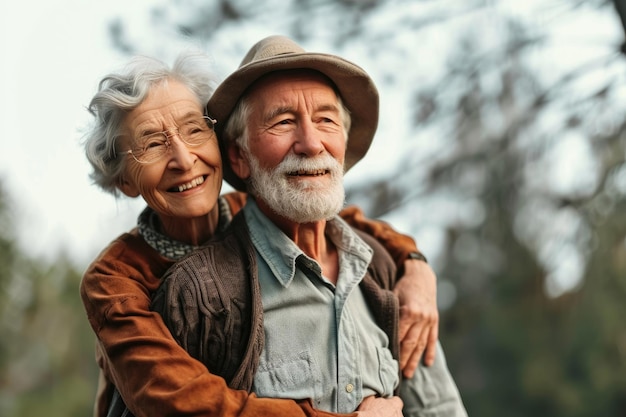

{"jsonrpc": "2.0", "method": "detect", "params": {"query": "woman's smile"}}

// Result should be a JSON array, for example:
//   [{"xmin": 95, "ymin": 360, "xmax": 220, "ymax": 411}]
[{"xmin": 169, "ymin": 175, "xmax": 206, "ymax": 193}]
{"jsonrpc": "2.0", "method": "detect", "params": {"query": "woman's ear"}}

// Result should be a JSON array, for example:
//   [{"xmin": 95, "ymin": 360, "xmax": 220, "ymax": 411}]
[
  {"xmin": 228, "ymin": 144, "xmax": 251, "ymax": 181},
  {"xmin": 117, "ymin": 175, "xmax": 141, "ymax": 198}
]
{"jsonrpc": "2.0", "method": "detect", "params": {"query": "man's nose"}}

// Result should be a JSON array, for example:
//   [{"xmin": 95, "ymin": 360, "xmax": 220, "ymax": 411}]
[{"xmin": 293, "ymin": 121, "xmax": 325, "ymax": 156}]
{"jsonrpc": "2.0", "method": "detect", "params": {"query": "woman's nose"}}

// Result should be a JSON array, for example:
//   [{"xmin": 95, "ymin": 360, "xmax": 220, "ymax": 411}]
[{"xmin": 167, "ymin": 134, "xmax": 197, "ymax": 169}]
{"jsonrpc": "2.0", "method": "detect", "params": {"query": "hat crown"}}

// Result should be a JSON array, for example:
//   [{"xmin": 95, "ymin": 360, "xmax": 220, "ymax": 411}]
[{"xmin": 239, "ymin": 35, "xmax": 306, "ymax": 68}]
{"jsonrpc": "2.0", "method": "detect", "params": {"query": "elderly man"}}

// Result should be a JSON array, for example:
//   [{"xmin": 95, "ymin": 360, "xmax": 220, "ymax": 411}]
[{"xmin": 155, "ymin": 35, "xmax": 467, "ymax": 416}]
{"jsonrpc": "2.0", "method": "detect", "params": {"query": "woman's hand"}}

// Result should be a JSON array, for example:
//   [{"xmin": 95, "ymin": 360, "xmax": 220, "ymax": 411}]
[
  {"xmin": 395, "ymin": 259, "xmax": 439, "ymax": 378},
  {"xmin": 356, "ymin": 395, "xmax": 404, "ymax": 417}
]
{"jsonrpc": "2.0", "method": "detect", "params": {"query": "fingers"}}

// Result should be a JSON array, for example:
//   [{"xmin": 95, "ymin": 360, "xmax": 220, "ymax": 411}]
[
  {"xmin": 398, "ymin": 305, "xmax": 439, "ymax": 378},
  {"xmin": 389, "ymin": 396, "xmax": 404, "ymax": 417},
  {"xmin": 357, "ymin": 396, "xmax": 375, "ymax": 410},
  {"xmin": 422, "ymin": 323, "xmax": 439, "ymax": 367},
  {"xmin": 398, "ymin": 314, "xmax": 426, "ymax": 370},
  {"xmin": 401, "ymin": 324, "xmax": 426, "ymax": 378},
  {"xmin": 394, "ymin": 259, "xmax": 440, "ymax": 379},
  {"xmin": 397, "ymin": 309, "xmax": 411, "ymax": 341}
]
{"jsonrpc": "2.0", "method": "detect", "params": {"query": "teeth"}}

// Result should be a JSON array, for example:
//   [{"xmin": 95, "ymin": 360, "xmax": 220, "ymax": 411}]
[
  {"xmin": 290, "ymin": 170, "xmax": 326, "ymax": 176},
  {"xmin": 177, "ymin": 176, "xmax": 205, "ymax": 192}
]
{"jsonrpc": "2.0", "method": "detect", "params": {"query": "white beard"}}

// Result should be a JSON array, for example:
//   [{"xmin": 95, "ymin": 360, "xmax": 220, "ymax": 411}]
[{"xmin": 246, "ymin": 152, "xmax": 346, "ymax": 223}]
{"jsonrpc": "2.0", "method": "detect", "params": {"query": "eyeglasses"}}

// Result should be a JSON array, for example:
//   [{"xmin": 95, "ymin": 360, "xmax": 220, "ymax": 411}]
[{"xmin": 122, "ymin": 116, "xmax": 217, "ymax": 164}]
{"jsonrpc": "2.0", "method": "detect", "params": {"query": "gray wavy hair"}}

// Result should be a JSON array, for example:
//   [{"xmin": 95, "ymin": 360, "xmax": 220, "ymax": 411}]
[{"xmin": 82, "ymin": 51, "xmax": 217, "ymax": 196}]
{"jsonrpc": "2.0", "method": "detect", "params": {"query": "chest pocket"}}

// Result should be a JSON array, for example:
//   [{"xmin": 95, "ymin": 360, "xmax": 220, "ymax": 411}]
[{"xmin": 253, "ymin": 350, "xmax": 323, "ymax": 402}]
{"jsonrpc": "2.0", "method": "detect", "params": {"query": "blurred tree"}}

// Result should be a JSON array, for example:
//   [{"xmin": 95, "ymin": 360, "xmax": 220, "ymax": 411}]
[
  {"xmin": 0, "ymin": 181, "xmax": 97, "ymax": 417},
  {"xmin": 102, "ymin": 0, "xmax": 626, "ymax": 415},
  {"xmin": 612, "ymin": 0, "xmax": 626, "ymax": 52}
]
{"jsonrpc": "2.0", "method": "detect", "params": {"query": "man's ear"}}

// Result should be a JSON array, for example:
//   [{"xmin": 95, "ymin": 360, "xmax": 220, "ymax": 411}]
[
  {"xmin": 228, "ymin": 144, "xmax": 251, "ymax": 181},
  {"xmin": 117, "ymin": 175, "xmax": 141, "ymax": 198}
]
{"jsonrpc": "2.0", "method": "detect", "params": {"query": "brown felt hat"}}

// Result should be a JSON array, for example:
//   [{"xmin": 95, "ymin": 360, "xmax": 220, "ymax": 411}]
[{"xmin": 207, "ymin": 35, "xmax": 379, "ymax": 191}]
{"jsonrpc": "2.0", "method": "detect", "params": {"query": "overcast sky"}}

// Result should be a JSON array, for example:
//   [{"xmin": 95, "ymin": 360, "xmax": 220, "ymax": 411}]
[{"xmin": 0, "ymin": 1, "xmax": 165, "ymax": 266}]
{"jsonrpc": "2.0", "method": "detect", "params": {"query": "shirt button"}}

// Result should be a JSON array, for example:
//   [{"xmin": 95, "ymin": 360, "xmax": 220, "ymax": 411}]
[{"xmin": 346, "ymin": 383, "xmax": 354, "ymax": 393}]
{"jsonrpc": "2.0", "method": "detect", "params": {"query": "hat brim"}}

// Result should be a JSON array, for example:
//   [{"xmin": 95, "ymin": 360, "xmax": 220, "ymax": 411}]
[{"xmin": 207, "ymin": 52, "xmax": 379, "ymax": 191}]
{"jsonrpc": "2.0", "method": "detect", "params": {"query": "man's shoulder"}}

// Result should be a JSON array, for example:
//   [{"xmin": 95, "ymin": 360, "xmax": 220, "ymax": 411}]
[
  {"xmin": 351, "ymin": 226, "xmax": 397, "ymax": 290},
  {"xmin": 351, "ymin": 226, "xmax": 389, "ymax": 255}
]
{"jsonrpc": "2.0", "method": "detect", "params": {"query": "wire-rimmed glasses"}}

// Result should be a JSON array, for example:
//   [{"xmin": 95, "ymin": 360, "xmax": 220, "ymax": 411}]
[{"xmin": 122, "ymin": 116, "xmax": 217, "ymax": 164}]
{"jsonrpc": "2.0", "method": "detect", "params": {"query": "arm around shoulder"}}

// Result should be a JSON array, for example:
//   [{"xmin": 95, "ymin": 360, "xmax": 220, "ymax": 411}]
[{"xmin": 339, "ymin": 205, "xmax": 423, "ymax": 271}]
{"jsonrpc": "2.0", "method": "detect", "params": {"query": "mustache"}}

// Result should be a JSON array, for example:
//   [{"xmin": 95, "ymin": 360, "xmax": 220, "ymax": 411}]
[{"xmin": 273, "ymin": 153, "xmax": 343, "ymax": 175}]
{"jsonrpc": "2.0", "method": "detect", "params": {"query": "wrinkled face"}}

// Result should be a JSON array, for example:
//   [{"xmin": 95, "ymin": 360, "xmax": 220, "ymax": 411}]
[
  {"xmin": 118, "ymin": 79, "xmax": 222, "ymax": 220},
  {"xmin": 228, "ymin": 71, "xmax": 347, "ymax": 222}
]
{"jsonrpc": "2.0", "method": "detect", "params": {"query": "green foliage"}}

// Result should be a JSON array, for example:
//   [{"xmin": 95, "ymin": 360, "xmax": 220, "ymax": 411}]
[
  {"xmin": 426, "ymin": 50, "xmax": 626, "ymax": 417},
  {"xmin": 0, "ymin": 182, "xmax": 97, "ymax": 417},
  {"xmin": 414, "ymin": 40, "xmax": 626, "ymax": 415}
]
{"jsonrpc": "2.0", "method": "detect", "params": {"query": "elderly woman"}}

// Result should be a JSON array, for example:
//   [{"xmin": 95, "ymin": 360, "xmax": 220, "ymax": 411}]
[{"xmin": 80, "ymin": 50, "xmax": 437, "ymax": 417}]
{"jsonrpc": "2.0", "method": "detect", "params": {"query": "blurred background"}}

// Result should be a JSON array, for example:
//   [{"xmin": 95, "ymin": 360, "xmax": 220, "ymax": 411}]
[{"xmin": 1, "ymin": 0, "xmax": 626, "ymax": 416}]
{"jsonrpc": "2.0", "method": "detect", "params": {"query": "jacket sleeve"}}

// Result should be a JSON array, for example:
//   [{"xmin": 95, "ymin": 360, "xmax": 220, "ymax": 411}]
[
  {"xmin": 80, "ymin": 234, "xmax": 355, "ymax": 417},
  {"xmin": 338, "ymin": 205, "xmax": 421, "ymax": 268}
]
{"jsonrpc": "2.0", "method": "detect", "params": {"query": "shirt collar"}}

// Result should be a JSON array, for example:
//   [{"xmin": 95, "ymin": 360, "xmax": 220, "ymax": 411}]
[{"xmin": 243, "ymin": 199, "xmax": 373, "ymax": 288}]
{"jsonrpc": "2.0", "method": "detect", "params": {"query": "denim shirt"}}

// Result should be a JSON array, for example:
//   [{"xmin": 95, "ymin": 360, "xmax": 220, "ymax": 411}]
[{"xmin": 243, "ymin": 200, "xmax": 399, "ymax": 413}]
